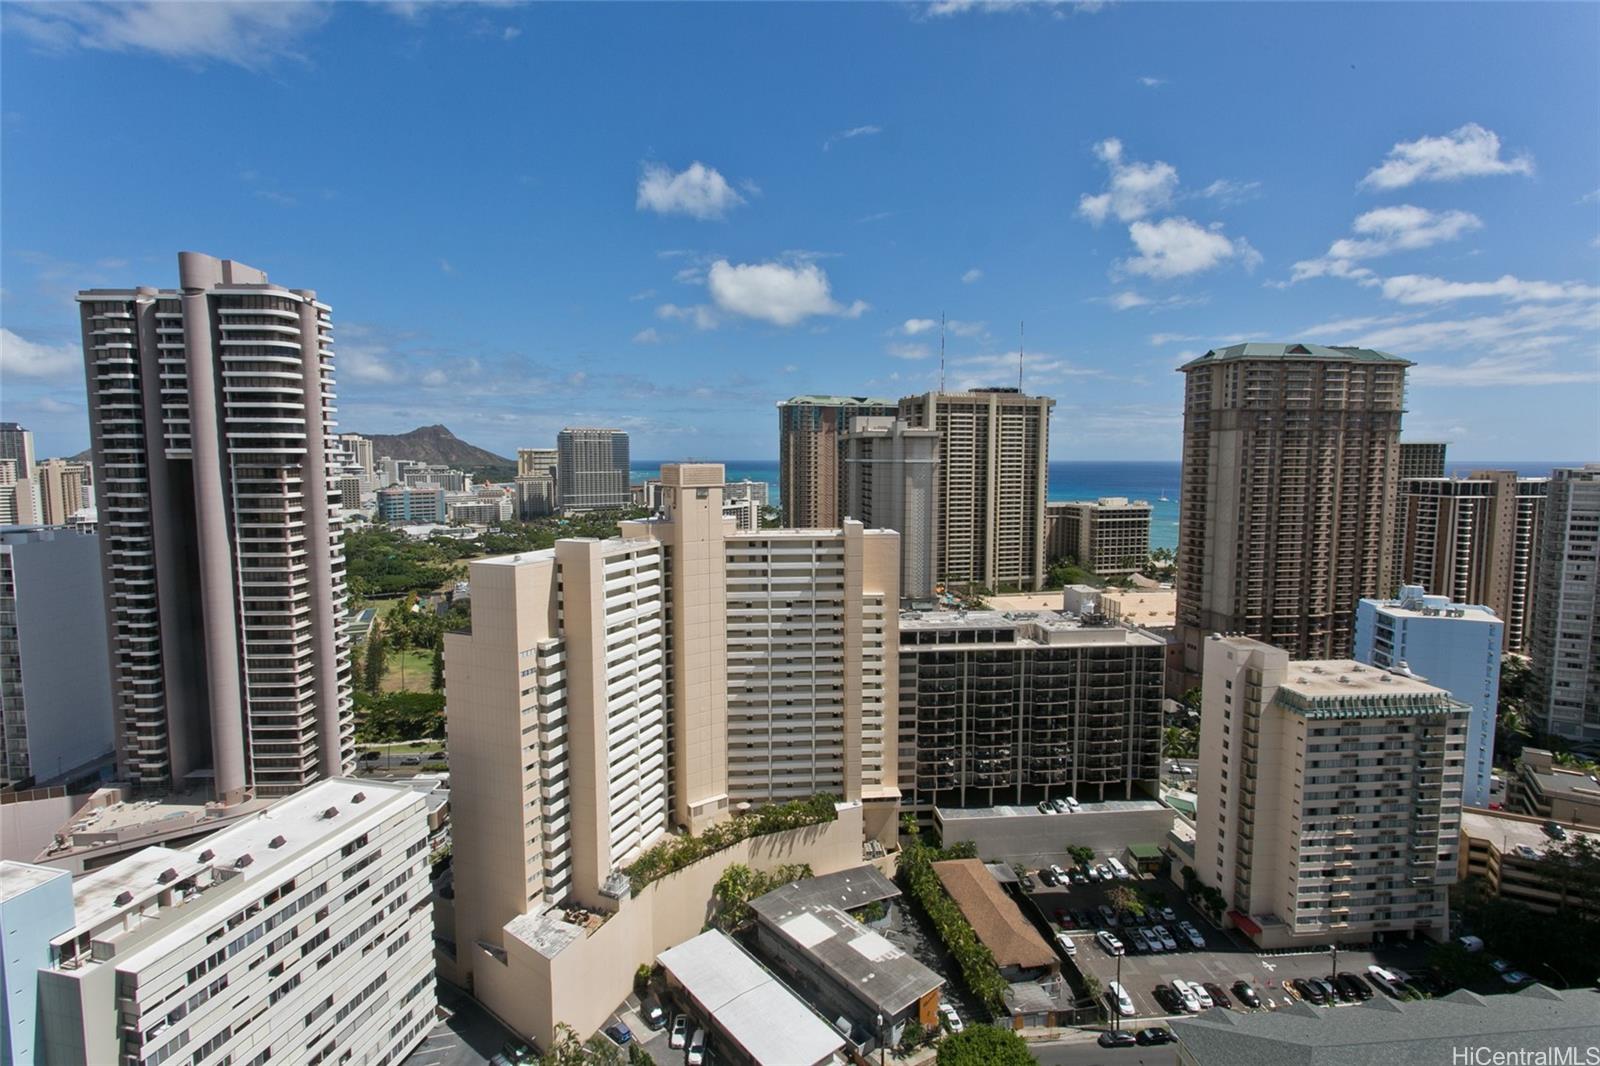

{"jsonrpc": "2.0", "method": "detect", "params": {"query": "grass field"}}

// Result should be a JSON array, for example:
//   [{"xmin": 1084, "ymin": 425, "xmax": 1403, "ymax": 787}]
[{"xmin": 381, "ymin": 648, "xmax": 436, "ymax": 693}]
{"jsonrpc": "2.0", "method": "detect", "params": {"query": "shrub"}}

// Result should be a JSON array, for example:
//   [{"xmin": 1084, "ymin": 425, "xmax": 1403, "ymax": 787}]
[
  {"xmin": 623, "ymin": 794, "xmax": 839, "ymax": 895},
  {"xmin": 898, "ymin": 838, "xmax": 1008, "ymax": 1016},
  {"xmin": 935, "ymin": 1027, "xmax": 1033, "ymax": 1066}
]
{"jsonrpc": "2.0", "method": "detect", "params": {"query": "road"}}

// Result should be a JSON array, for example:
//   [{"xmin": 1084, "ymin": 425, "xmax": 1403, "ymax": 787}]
[{"xmin": 1029, "ymin": 1031, "xmax": 1175, "ymax": 1066}]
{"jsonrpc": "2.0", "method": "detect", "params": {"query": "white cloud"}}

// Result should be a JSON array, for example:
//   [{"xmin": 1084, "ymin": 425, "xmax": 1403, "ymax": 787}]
[
  {"xmin": 1078, "ymin": 138, "xmax": 1178, "ymax": 225},
  {"xmin": 1379, "ymin": 274, "xmax": 1600, "ymax": 305},
  {"xmin": 950, "ymin": 350, "xmax": 1102, "ymax": 390},
  {"xmin": 420, "ymin": 369, "xmax": 449, "ymax": 387},
  {"xmin": 1107, "ymin": 291, "xmax": 1149, "ymax": 310},
  {"xmin": 655, "ymin": 303, "xmax": 718, "ymax": 331},
  {"xmin": 887, "ymin": 342, "xmax": 932, "ymax": 360},
  {"xmin": 925, "ymin": 0, "xmax": 1101, "ymax": 15},
  {"xmin": 1328, "ymin": 301, "xmax": 1600, "ymax": 387},
  {"xmin": 824, "ymin": 124, "xmax": 882, "ymax": 151},
  {"xmin": 439, "ymin": 259, "xmax": 454, "ymax": 274},
  {"xmin": 902, "ymin": 318, "xmax": 939, "ymax": 335},
  {"xmin": 632, "ymin": 328, "xmax": 662, "ymax": 344},
  {"xmin": 899, "ymin": 318, "xmax": 983, "ymax": 337},
  {"xmin": 341, "ymin": 345, "xmax": 402, "ymax": 384},
  {"xmin": 1360, "ymin": 123, "xmax": 1534, "ymax": 190},
  {"xmin": 6, "ymin": 1, "xmax": 329, "ymax": 70},
  {"xmin": 1117, "ymin": 217, "xmax": 1259, "ymax": 279},
  {"xmin": 705, "ymin": 260, "xmax": 867, "ymax": 327},
  {"xmin": 1197, "ymin": 178, "xmax": 1262, "ymax": 206},
  {"xmin": 1148, "ymin": 332, "xmax": 1195, "ymax": 346},
  {"xmin": 1290, "ymin": 205, "xmax": 1483, "ymax": 283},
  {"xmin": 0, "ymin": 328, "xmax": 79, "ymax": 380},
  {"xmin": 1139, "ymin": 76, "xmax": 1165, "ymax": 88},
  {"xmin": 502, "ymin": 25, "xmax": 521, "ymax": 41},
  {"xmin": 636, "ymin": 162, "xmax": 746, "ymax": 221},
  {"xmin": 961, "ymin": 268, "xmax": 983, "ymax": 284}
]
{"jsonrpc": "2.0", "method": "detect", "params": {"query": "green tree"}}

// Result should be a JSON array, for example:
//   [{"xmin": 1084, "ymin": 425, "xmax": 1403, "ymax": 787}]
[
  {"xmin": 363, "ymin": 630, "xmax": 386, "ymax": 695},
  {"xmin": 1429, "ymin": 942, "xmax": 1495, "ymax": 990},
  {"xmin": 582, "ymin": 1035, "xmax": 624, "ymax": 1066},
  {"xmin": 1539, "ymin": 834, "xmax": 1600, "ymax": 913},
  {"xmin": 1163, "ymin": 725, "xmax": 1198, "ymax": 759},
  {"xmin": 1106, "ymin": 884, "xmax": 1144, "ymax": 920},
  {"xmin": 626, "ymin": 1045, "xmax": 656, "ymax": 1066},
  {"xmin": 898, "ymin": 1018, "xmax": 926, "ymax": 1052},
  {"xmin": 431, "ymin": 646, "xmax": 445, "ymax": 692},
  {"xmin": 935, "ymin": 1026, "xmax": 1034, "ymax": 1066},
  {"xmin": 1178, "ymin": 686, "xmax": 1202, "ymax": 716},
  {"xmin": 1065, "ymin": 844, "xmax": 1095, "ymax": 865}
]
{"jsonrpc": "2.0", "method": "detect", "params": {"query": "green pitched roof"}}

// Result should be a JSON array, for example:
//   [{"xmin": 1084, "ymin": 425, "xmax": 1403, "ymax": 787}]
[{"xmin": 1178, "ymin": 342, "xmax": 1412, "ymax": 371}]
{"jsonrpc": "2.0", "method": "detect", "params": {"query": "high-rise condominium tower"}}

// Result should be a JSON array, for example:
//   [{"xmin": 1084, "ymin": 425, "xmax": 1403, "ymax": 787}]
[
  {"xmin": 1196, "ymin": 635, "xmax": 1465, "ymax": 949},
  {"xmin": 898, "ymin": 388, "xmax": 1053, "ymax": 592},
  {"xmin": 33, "ymin": 458, "xmax": 93, "ymax": 526},
  {"xmin": 777, "ymin": 396, "xmax": 897, "ymax": 528},
  {"xmin": 0, "ymin": 423, "xmax": 37, "ymax": 524},
  {"xmin": 1395, "ymin": 473, "xmax": 1547, "ymax": 652},
  {"xmin": 515, "ymin": 446, "xmax": 559, "ymax": 517},
  {"xmin": 78, "ymin": 252, "xmax": 353, "ymax": 800},
  {"xmin": 1045, "ymin": 497, "xmax": 1153, "ymax": 578},
  {"xmin": 1175, "ymin": 343, "xmax": 1409, "ymax": 687},
  {"xmin": 839, "ymin": 416, "xmax": 941, "ymax": 600},
  {"xmin": 1399, "ymin": 441, "xmax": 1448, "ymax": 481},
  {"xmin": 1529, "ymin": 465, "xmax": 1600, "ymax": 743},
  {"xmin": 556, "ymin": 428, "xmax": 629, "ymax": 511}
]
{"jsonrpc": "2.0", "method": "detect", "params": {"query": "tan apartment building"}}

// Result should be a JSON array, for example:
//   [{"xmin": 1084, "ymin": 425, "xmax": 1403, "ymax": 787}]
[
  {"xmin": 777, "ymin": 395, "xmax": 896, "ymax": 528},
  {"xmin": 1399, "ymin": 441, "xmax": 1447, "ymax": 481},
  {"xmin": 1511, "ymin": 747, "xmax": 1600, "ymax": 829},
  {"xmin": 1459, "ymin": 807, "xmax": 1597, "ymax": 917},
  {"xmin": 556, "ymin": 428, "xmax": 629, "ymax": 511},
  {"xmin": 77, "ymin": 253, "xmax": 353, "ymax": 800},
  {"xmin": 1046, "ymin": 497, "xmax": 1153, "ymax": 578},
  {"xmin": 0, "ymin": 424, "xmax": 36, "ymax": 525},
  {"xmin": 839, "ymin": 415, "xmax": 941, "ymax": 600},
  {"xmin": 899, "ymin": 388, "xmax": 1053, "ymax": 592},
  {"xmin": 1196, "ymin": 635, "xmax": 1466, "ymax": 948},
  {"xmin": 1175, "ymin": 343, "xmax": 1409, "ymax": 689},
  {"xmin": 1395, "ymin": 473, "xmax": 1547, "ymax": 652},
  {"xmin": 32, "ymin": 458, "xmax": 92, "ymax": 526},
  {"xmin": 515, "ymin": 446, "xmax": 559, "ymax": 517}
]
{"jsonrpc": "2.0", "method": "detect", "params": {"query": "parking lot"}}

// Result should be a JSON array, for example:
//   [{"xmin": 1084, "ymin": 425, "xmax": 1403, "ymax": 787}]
[{"xmin": 1021, "ymin": 858, "xmax": 1433, "ymax": 1023}]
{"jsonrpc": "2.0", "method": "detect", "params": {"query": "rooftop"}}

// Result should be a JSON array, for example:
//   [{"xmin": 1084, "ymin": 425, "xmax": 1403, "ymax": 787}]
[
  {"xmin": 1171, "ymin": 985, "xmax": 1600, "ymax": 1066},
  {"xmin": 658, "ymin": 930, "xmax": 846, "ymax": 1066},
  {"xmin": 0, "ymin": 859, "xmax": 69, "ymax": 905},
  {"xmin": 1279, "ymin": 660, "xmax": 1459, "ymax": 706},
  {"xmin": 931, "ymin": 859, "xmax": 1056, "ymax": 971},
  {"xmin": 898, "ymin": 609, "xmax": 1164, "ymax": 648},
  {"xmin": 1179, "ymin": 342, "xmax": 1412, "ymax": 370},
  {"xmin": 751, "ymin": 895, "xmax": 943, "ymax": 1016},
  {"xmin": 1363, "ymin": 587, "xmax": 1502, "ymax": 625},
  {"xmin": 1461, "ymin": 808, "xmax": 1597, "ymax": 858},
  {"xmin": 749, "ymin": 865, "xmax": 900, "ymax": 914}
]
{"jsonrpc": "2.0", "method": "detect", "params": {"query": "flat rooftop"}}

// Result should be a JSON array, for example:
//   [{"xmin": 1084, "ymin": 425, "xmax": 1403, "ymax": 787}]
[
  {"xmin": 749, "ymin": 865, "xmax": 899, "ymax": 914},
  {"xmin": 1279, "ymin": 660, "xmax": 1457, "ymax": 705},
  {"xmin": 659, "ymin": 930, "xmax": 845, "ymax": 1066},
  {"xmin": 0, "ymin": 859, "xmax": 69, "ymax": 904},
  {"xmin": 937, "ymin": 798, "xmax": 1170, "ymax": 821},
  {"xmin": 1461, "ymin": 808, "xmax": 1597, "ymax": 858},
  {"xmin": 899, "ymin": 609, "xmax": 1164, "ymax": 648},
  {"xmin": 752, "ymin": 896, "xmax": 942, "ymax": 1017}
]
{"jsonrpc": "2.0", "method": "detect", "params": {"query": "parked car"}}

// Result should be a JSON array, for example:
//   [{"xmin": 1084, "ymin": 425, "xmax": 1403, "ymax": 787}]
[
  {"xmin": 1336, "ymin": 972, "xmax": 1373, "ymax": 1001},
  {"xmin": 1151, "ymin": 924, "xmax": 1178, "ymax": 952},
  {"xmin": 1159, "ymin": 906, "xmax": 1177, "ymax": 922},
  {"xmin": 1202, "ymin": 982, "xmax": 1232, "ymax": 1009},
  {"xmin": 1367, "ymin": 965, "xmax": 1403, "ymax": 998},
  {"xmin": 1502, "ymin": 969, "xmax": 1533, "ymax": 986},
  {"xmin": 1075, "ymin": 909, "xmax": 1097, "ymax": 929},
  {"xmin": 1097, "ymin": 1030, "xmax": 1138, "ymax": 1048},
  {"xmin": 1125, "ymin": 927, "xmax": 1147, "ymax": 954},
  {"xmin": 603, "ymin": 1021, "xmax": 632, "ymax": 1045},
  {"xmin": 399, "ymin": 754, "xmax": 423, "ymax": 766},
  {"xmin": 1096, "ymin": 930, "xmax": 1125, "ymax": 956},
  {"xmin": 1054, "ymin": 931, "xmax": 1077, "ymax": 957},
  {"xmin": 1050, "ymin": 864, "xmax": 1067, "ymax": 883},
  {"xmin": 1065, "ymin": 796, "xmax": 1081, "ymax": 811},
  {"xmin": 669, "ymin": 1015, "xmax": 689, "ymax": 1050},
  {"xmin": 1135, "ymin": 1027, "xmax": 1174, "ymax": 1046},
  {"xmin": 358, "ymin": 750, "xmax": 382, "ymax": 762},
  {"xmin": 1106, "ymin": 857, "xmax": 1131, "ymax": 881},
  {"xmin": 426, "ymin": 750, "xmax": 447, "ymax": 760},
  {"xmin": 1457, "ymin": 935, "xmax": 1485, "ymax": 953},
  {"xmin": 1085, "ymin": 864, "xmax": 1102, "ymax": 883},
  {"xmin": 1038, "ymin": 800, "xmax": 1053, "ymax": 814},
  {"xmin": 1178, "ymin": 920, "xmax": 1206, "ymax": 949},
  {"xmin": 1038, "ymin": 867, "xmax": 1057, "ymax": 887},
  {"xmin": 501, "ymin": 1041, "xmax": 537, "ymax": 1065},
  {"xmin": 1054, "ymin": 908, "xmax": 1072, "ymax": 928},
  {"xmin": 639, "ymin": 996, "xmax": 666, "ymax": 1030},
  {"xmin": 1070, "ymin": 867, "xmax": 1088, "ymax": 885},
  {"xmin": 1020, "ymin": 872, "xmax": 1036, "ymax": 892},
  {"xmin": 1095, "ymin": 864, "xmax": 1114, "ymax": 882},
  {"xmin": 939, "ymin": 1003, "xmax": 964, "ymax": 1033},
  {"xmin": 1291, "ymin": 978, "xmax": 1327, "ymax": 1005},
  {"xmin": 1543, "ymin": 820, "xmax": 1567, "ymax": 840},
  {"xmin": 1232, "ymin": 981, "xmax": 1261, "ymax": 1009},
  {"xmin": 1171, "ymin": 979, "xmax": 1201, "ymax": 1013},
  {"xmin": 1108, "ymin": 981, "xmax": 1136, "ymax": 1016},
  {"xmin": 1051, "ymin": 797, "xmax": 1070, "ymax": 813},
  {"xmin": 1153, "ymin": 984, "xmax": 1182, "ymax": 1014},
  {"xmin": 687, "ymin": 1028, "xmax": 707, "ymax": 1066}
]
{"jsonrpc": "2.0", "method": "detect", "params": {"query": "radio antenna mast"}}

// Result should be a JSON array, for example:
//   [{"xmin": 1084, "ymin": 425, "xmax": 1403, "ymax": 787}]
[
  {"xmin": 1018, "ymin": 320, "xmax": 1025, "ymax": 391},
  {"xmin": 939, "ymin": 312, "xmax": 947, "ymax": 393}
]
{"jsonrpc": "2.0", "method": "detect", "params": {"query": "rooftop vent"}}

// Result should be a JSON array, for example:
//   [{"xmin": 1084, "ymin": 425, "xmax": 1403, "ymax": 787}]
[
  {"xmin": 158, "ymin": 867, "xmax": 179, "ymax": 884},
  {"xmin": 236, "ymin": 853, "xmax": 254, "ymax": 868},
  {"xmin": 1338, "ymin": 676, "xmax": 1351, "ymax": 684},
  {"xmin": 322, "ymin": 806, "xmax": 340, "ymax": 819},
  {"xmin": 351, "ymin": 792, "xmax": 366, "ymax": 804},
  {"xmin": 269, "ymin": 835, "xmax": 287, "ymax": 849},
  {"xmin": 114, "ymin": 890, "xmax": 134, "ymax": 906},
  {"xmin": 199, "ymin": 848, "xmax": 215, "ymax": 862}
]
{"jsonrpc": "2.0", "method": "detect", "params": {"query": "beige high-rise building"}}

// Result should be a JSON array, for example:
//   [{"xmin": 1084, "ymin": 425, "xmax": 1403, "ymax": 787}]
[
  {"xmin": 777, "ymin": 395, "xmax": 896, "ymax": 528},
  {"xmin": 337, "ymin": 431, "xmax": 375, "ymax": 474},
  {"xmin": 1395, "ymin": 473, "xmax": 1548, "ymax": 652},
  {"xmin": 898, "ymin": 388, "xmax": 1053, "ymax": 592},
  {"xmin": 1175, "ymin": 343, "xmax": 1410, "ymax": 688},
  {"xmin": 839, "ymin": 416, "xmax": 941, "ymax": 600},
  {"xmin": 1045, "ymin": 497, "xmax": 1153, "ymax": 578},
  {"xmin": 1399, "ymin": 441, "xmax": 1447, "ymax": 481},
  {"xmin": 0, "ymin": 423, "xmax": 37, "ymax": 525},
  {"xmin": 556, "ymin": 428, "xmax": 629, "ymax": 511},
  {"xmin": 33, "ymin": 458, "xmax": 92, "ymax": 526},
  {"xmin": 1529, "ymin": 465, "xmax": 1600, "ymax": 744},
  {"xmin": 78, "ymin": 253, "xmax": 353, "ymax": 799},
  {"xmin": 515, "ymin": 446, "xmax": 559, "ymax": 517},
  {"xmin": 1195, "ymin": 635, "xmax": 1466, "ymax": 949}
]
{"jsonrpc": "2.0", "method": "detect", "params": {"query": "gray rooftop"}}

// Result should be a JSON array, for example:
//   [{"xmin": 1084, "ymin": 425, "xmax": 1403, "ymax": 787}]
[
  {"xmin": 1180, "ymin": 342, "xmax": 1412, "ymax": 370},
  {"xmin": 1171, "ymin": 985, "xmax": 1600, "ymax": 1066},
  {"xmin": 749, "ymin": 866, "xmax": 900, "ymax": 915},
  {"xmin": 0, "ymin": 860, "xmax": 69, "ymax": 905}
]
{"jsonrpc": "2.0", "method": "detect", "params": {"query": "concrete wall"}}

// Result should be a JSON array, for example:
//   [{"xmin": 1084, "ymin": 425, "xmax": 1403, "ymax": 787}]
[{"xmin": 471, "ymin": 802, "xmax": 866, "ymax": 1050}]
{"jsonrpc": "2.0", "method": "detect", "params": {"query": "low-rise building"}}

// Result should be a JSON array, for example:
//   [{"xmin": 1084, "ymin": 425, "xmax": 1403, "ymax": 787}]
[
  {"xmin": 378, "ymin": 484, "xmax": 446, "ymax": 523},
  {"xmin": 1512, "ymin": 747, "xmax": 1600, "ymax": 829},
  {"xmin": 931, "ymin": 858, "xmax": 1057, "ymax": 981},
  {"xmin": 1045, "ymin": 497, "xmax": 1152, "ymax": 578},
  {"xmin": 1459, "ymin": 807, "xmax": 1598, "ymax": 916}
]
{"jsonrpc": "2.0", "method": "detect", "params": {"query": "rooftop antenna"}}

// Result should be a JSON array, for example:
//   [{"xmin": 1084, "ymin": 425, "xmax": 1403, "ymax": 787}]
[
  {"xmin": 939, "ymin": 312, "xmax": 947, "ymax": 393},
  {"xmin": 1018, "ymin": 320, "xmax": 1025, "ymax": 391}
]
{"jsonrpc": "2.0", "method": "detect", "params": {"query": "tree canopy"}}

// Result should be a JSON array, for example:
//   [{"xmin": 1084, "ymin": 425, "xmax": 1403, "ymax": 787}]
[{"xmin": 935, "ymin": 1026, "xmax": 1035, "ymax": 1066}]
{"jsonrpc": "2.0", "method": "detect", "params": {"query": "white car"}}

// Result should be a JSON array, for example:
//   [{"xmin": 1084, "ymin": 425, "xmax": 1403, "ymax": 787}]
[
  {"xmin": 1178, "ymin": 921, "xmax": 1206, "ymax": 949},
  {"xmin": 669, "ymin": 1015, "xmax": 688, "ymax": 1050},
  {"xmin": 1096, "ymin": 930, "xmax": 1125, "ymax": 956},
  {"xmin": 1151, "ymin": 924, "xmax": 1178, "ymax": 952},
  {"xmin": 687, "ymin": 1028, "xmax": 707, "ymax": 1066},
  {"xmin": 1095, "ymin": 864, "xmax": 1114, "ymax": 882},
  {"xmin": 1106, "ymin": 857, "xmax": 1131, "ymax": 881},
  {"xmin": 1160, "ymin": 907, "xmax": 1178, "ymax": 922},
  {"xmin": 1065, "ymin": 795, "xmax": 1081, "ymax": 811},
  {"xmin": 939, "ymin": 1003, "xmax": 964, "ymax": 1033},
  {"xmin": 1054, "ymin": 931, "xmax": 1077, "ymax": 957},
  {"xmin": 1172, "ymin": 979, "xmax": 1201, "ymax": 1013},
  {"xmin": 1049, "ymin": 864, "xmax": 1067, "ymax": 883},
  {"xmin": 1191, "ymin": 981, "xmax": 1213, "ymax": 1010},
  {"xmin": 1108, "ymin": 981, "xmax": 1135, "ymax": 1017}
]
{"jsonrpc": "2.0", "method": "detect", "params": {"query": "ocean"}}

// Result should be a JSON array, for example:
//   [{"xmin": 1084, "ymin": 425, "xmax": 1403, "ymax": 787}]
[{"xmin": 632, "ymin": 459, "xmax": 1578, "ymax": 555}]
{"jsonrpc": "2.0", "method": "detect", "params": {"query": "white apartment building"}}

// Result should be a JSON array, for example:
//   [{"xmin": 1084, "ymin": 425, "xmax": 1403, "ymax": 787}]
[
  {"xmin": 1530, "ymin": 464, "xmax": 1600, "ymax": 744},
  {"xmin": 838, "ymin": 416, "xmax": 940, "ymax": 601},
  {"xmin": 723, "ymin": 479, "xmax": 770, "ymax": 508},
  {"xmin": 30, "ymin": 778, "xmax": 435, "ymax": 1066},
  {"xmin": 1196, "ymin": 636, "xmax": 1466, "ymax": 949},
  {"xmin": 721, "ymin": 496, "xmax": 760, "ymax": 531},
  {"xmin": 1045, "ymin": 497, "xmax": 1153, "ymax": 578}
]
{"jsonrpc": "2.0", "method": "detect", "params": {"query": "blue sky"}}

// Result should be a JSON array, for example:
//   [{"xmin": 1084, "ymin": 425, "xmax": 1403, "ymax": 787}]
[{"xmin": 2, "ymin": 1, "xmax": 1597, "ymax": 462}]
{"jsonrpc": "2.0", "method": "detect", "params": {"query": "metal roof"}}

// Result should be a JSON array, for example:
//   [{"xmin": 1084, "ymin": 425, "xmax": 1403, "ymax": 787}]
[{"xmin": 1179, "ymin": 342, "xmax": 1412, "ymax": 370}]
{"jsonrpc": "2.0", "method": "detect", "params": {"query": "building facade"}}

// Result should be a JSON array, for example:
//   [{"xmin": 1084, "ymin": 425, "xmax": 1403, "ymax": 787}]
[
  {"xmin": 898, "ymin": 388, "xmax": 1053, "ymax": 592},
  {"xmin": 336, "ymin": 432, "xmax": 374, "ymax": 476},
  {"xmin": 838, "ymin": 416, "xmax": 941, "ymax": 600},
  {"xmin": 897, "ymin": 610, "xmax": 1163, "ymax": 818},
  {"xmin": 78, "ymin": 253, "xmax": 354, "ymax": 800},
  {"xmin": 1045, "ymin": 497, "xmax": 1153, "ymax": 578},
  {"xmin": 1529, "ymin": 465, "xmax": 1600, "ymax": 744},
  {"xmin": 1176, "ymin": 343, "xmax": 1410, "ymax": 688},
  {"xmin": 32, "ymin": 459, "xmax": 92, "ymax": 527},
  {"xmin": 377, "ymin": 484, "xmax": 446, "ymax": 524},
  {"xmin": 0, "ymin": 862, "xmax": 74, "ymax": 1066},
  {"xmin": 1355, "ymin": 586, "xmax": 1504, "ymax": 808},
  {"xmin": 1399, "ymin": 441, "xmax": 1447, "ymax": 481},
  {"xmin": 1511, "ymin": 748, "xmax": 1600, "ymax": 829},
  {"xmin": 0, "ymin": 425, "xmax": 36, "ymax": 526},
  {"xmin": 556, "ymin": 428, "xmax": 630, "ymax": 511},
  {"xmin": 1460, "ymin": 808, "xmax": 1598, "ymax": 916},
  {"xmin": 1196, "ymin": 635, "xmax": 1465, "ymax": 949},
  {"xmin": 777, "ymin": 396, "xmax": 896, "ymax": 528},
  {"xmin": 515, "ymin": 447, "xmax": 559, "ymax": 518},
  {"xmin": 31, "ymin": 779, "xmax": 435, "ymax": 1066},
  {"xmin": 1394, "ymin": 473, "xmax": 1547, "ymax": 651},
  {"xmin": 0, "ymin": 526, "xmax": 115, "ymax": 789},
  {"xmin": 724, "ymin": 479, "xmax": 770, "ymax": 508}
]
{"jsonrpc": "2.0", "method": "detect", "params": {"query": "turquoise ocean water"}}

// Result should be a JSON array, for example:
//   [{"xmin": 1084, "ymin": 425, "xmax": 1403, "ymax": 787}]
[{"xmin": 632, "ymin": 459, "xmax": 1574, "ymax": 555}]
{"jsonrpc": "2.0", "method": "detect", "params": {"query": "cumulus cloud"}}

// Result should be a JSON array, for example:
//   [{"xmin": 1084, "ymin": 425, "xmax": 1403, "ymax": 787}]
[
  {"xmin": 1289, "ymin": 205, "xmax": 1483, "ymax": 283},
  {"xmin": 1117, "ymin": 217, "xmax": 1259, "ymax": 279},
  {"xmin": 1360, "ymin": 123, "xmax": 1534, "ymax": 190},
  {"xmin": 1078, "ymin": 138, "xmax": 1178, "ymax": 225},
  {"xmin": 961, "ymin": 268, "xmax": 983, "ymax": 284},
  {"xmin": 632, "ymin": 328, "xmax": 662, "ymax": 344},
  {"xmin": 1139, "ymin": 76, "xmax": 1166, "ymax": 87},
  {"xmin": 1329, "ymin": 301, "xmax": 1600, "ymax": 387},
  {"xmin": 824, "ymin": 124, "xmax": 882, "ymax": 151},
  {"xmin": 5, "ymin": 1, "xmax": 329, "ymax": 70},
  {"xmin": 1107, "ymin": 291, "xmax": 1149, "ymax": 311},
  {"xmin": 899, "ymin": 318, "xmax": 983, "ymax": 337},
  {"xmin": 0, "ymin": 327, "xmax": 79, "ymax": 380},
  {"xmin": 341, "ymin": 344, "xmax": 402, "ymax": 384},
  {"xmin": 1379, "ymin": 274, "xmax": 1600, "ymax": 305},
  {"xmin": 655, "ymin": 303, "xmax": 718, "ymax": 331},
  {"xmin": 705, "ymin": 259, "xmax": 867, "ymax": 327},
  {"xmin": 887, "ymin": 342, "xmax": 932, "ymax": 360},
  {"xmin": 636, "ymin": 162, "xmax": 746, "ymax": 220}
]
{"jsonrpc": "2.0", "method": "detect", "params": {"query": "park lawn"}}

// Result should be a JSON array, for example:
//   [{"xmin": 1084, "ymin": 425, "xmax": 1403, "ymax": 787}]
[{"xmin": 381, "ymin": 648, "xmax": 436, "ymax": 693}]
